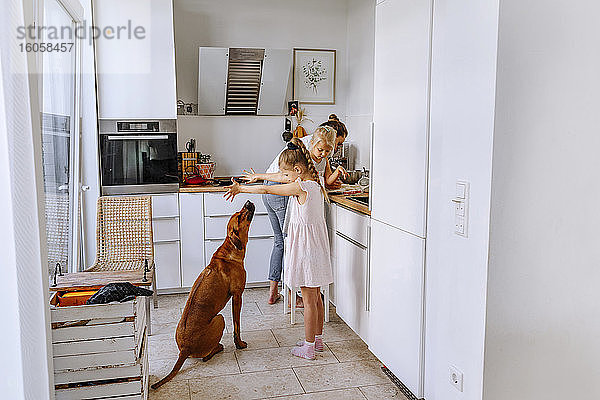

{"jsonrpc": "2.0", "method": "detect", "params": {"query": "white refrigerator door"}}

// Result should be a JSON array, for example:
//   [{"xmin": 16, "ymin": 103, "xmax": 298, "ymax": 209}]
[
  {"xmin": 371, "ymin": 0, "xmax": 432, "ymax": 237},
  {"xmin": 368, "ymin": 219, "xmax": 425, "ymax": 398}
]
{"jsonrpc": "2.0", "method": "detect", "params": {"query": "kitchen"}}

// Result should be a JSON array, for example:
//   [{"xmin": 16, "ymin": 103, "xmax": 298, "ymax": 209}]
[{"xmin": 3, "ymin": 0, "xmax": 600, "ymax": 400}]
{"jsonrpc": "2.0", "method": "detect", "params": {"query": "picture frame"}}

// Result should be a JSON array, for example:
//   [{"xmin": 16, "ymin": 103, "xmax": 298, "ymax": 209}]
[{"xmin": 293, "ymin": 48, "xmax": 336, "ymax": 104}]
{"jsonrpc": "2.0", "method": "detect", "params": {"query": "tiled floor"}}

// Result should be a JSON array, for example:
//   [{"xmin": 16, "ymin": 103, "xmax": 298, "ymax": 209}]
[{"xmin": 148, "ymin": 287, "xmax": 407, "ymax": 400}]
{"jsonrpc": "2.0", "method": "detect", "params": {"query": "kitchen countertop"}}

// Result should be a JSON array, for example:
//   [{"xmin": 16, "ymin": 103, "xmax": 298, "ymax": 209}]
[
  {"xmin": 179, "ymin": 183, "xmax": 371, "ymax": 216},
  {"xmin": 329, "ymin": 193, "xmax": 371, "ymax": 216}
]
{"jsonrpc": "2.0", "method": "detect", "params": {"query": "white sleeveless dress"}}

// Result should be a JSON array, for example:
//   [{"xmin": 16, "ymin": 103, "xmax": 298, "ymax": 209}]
[{"xmin": 283, "ymin": 179, "xmax": 333, "ymax": 288}]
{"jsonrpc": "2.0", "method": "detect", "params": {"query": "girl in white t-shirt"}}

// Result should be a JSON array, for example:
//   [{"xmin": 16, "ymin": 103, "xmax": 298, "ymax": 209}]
[{"xmin": 242, "ymin": 126, "xmax": 346, "ymax": 305}]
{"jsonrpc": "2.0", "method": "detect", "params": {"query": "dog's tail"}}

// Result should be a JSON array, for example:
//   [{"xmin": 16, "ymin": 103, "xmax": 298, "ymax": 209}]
[{"xmin": 150, "ymin": 350, "xmax": 189, "ymax": 390}]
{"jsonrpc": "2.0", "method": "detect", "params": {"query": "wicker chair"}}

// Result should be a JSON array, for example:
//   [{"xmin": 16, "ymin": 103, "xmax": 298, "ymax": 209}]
[{"xmin": 87, "ymin": 196, "xmax": 158, "ymax": 312}]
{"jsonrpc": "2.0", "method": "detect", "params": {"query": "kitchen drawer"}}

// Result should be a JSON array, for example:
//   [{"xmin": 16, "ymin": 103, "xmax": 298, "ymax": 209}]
[
  {"xmin": 204, "ymin": 192, "xmax": 267, "ymax": 216},
  {"xmin": 152, "ymin": 217, "xmax": 180, "ymax": 242},
  {"xmin": 204, "ymin": 237, "xmax": 272, "ymax": 284},
  {"xmin": 154, "ymin": 241, "xmax": 181, "ymax": 289},
  {"xmin": 151, "ymin": 194, "xmax": 179, "ymax": 218},
  {"xmin": 204, "ymin": 214, "xmax": 272, "ymax": 240},
  {"xmin": 336, "ymin": 205, "xmax": 370, "ymax": 247}
]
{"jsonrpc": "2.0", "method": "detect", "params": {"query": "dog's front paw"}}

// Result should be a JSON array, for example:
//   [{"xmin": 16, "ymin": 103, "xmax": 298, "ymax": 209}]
[{"xmin": 235, "ymin": 340, "xmax": 247, "ymax": 349}]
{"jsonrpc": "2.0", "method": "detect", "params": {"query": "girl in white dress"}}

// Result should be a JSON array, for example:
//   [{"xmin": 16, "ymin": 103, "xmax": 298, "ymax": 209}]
[{"xmin": 225, "ymin": 138, "xmax": 333, "ymax": 360}]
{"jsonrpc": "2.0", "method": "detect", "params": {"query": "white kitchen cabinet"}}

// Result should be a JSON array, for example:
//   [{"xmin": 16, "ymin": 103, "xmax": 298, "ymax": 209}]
[
  {"xmin": 179, "ymin": 193, "xmax": 205, "ymax": 288},
  {"xmin": 204, "ymin": 237, "xmax": 272, "ymax": 284},
  {"xmin": 154, "ymin": 241, "xmax": 181, "ymax": 290},
  {"xmin": 203, "ymin": 193, "xmax": 272, "ymax": 285},
  {"xmin": 335, "ymin": 231, "xmax": 370, "ymax": 342},
  {"xmin": 369, "ymin": 219, "xmax": 425, "ymax": 398},
  {"xmin": 94, "ymin": 0, "xmax": 177, "ymax": 119},
  {"xmin": 371, "ymin": 0, "xmax": 432, "ymax": 237},
  {"xmin": 150, "ymin": 194, "xmax": 181, "ymax": 291}
]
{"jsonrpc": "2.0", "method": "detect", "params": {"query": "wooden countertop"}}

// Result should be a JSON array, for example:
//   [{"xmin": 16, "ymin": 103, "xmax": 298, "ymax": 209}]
[
  {"xmin": 180, "ymin": 184, "xmax": 371, "ymax": 215},
  {"xmin": 329, "ymin": 193, "xmax": 371, "ymax": 216},
  {"xmin": 179, "ymin": 185, "xmax": 229, "ymax": 193}
]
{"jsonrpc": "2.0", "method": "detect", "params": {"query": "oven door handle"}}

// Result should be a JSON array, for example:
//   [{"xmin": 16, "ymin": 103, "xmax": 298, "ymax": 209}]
[{"xmin": 107, "ymin": 135, "xmax": 169, "ymax": 140}]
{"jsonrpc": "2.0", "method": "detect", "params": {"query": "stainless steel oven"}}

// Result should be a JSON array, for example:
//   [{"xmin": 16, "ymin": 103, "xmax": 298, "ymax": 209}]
[{"xmin": 99, "ymin": 120, "xmax": 179, "ymax": 195}]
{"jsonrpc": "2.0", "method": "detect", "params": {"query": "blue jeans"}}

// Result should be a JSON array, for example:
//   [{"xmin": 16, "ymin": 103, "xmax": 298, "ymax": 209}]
[{"xmin": 262, "ymin": 182, "xmax": 289, "ymax": 282}]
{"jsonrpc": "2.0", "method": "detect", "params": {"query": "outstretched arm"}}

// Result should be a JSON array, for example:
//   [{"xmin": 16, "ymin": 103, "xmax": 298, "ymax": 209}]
[
  {"xmin": 224, "ymin": 179, "xmax": 306, "ymax": 203},
  {"xmin": 241, "ymin": 169, "xmax": 290, "ymax": 184}
]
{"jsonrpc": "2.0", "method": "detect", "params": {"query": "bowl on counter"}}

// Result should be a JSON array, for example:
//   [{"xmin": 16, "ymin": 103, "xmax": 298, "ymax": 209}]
[{"xmin": 341, "ymin": 170, "xmax": 363, "ymax": 185}]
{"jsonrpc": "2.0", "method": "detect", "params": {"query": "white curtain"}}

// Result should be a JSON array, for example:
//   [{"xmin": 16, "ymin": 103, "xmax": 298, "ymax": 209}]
[{"xmin": 0, "ymin": 0, "xmax": 54, "ymax": 399}]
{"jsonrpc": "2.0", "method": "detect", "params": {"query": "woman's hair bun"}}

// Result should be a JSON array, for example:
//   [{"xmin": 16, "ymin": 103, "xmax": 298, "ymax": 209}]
[
  {"xmin": 287, "ymin": 141, "xmax": 299, "ymax": 150},
  {"xmin": 328, "ymin": 114, "xmax": 339, "ymax": 121}
]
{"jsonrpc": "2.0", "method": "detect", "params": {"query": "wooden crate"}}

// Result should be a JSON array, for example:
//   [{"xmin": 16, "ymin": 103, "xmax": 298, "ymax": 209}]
[{"xmin": 50, "ymin": 292, "xmax": 149, "ymax": 400}]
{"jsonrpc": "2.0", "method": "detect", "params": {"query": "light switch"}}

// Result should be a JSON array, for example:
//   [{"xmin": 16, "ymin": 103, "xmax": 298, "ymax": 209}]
[
  {"xmin": 454, "ymin": 181, "xmax": 469, "ymax": 237},
  {"xmin": 456, "ymin": 182, "xmax": 467, "ymax": 199}
]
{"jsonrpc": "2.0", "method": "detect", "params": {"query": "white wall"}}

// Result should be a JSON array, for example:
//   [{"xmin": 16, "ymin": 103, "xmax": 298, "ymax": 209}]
[
  {"xmin": 345, "ymin": 0, "xmax": 375, "ymax": 170},
  {"xmin": 424, "ymin": 1, "xmax": 499, "ymax": 399},
  {"xmin": 173, "ymin": 0, "xmax": 349, "ymax": 175},
  {"xmin": 483, "ymin": 1, "xmax": 600, "ymax": 399}
]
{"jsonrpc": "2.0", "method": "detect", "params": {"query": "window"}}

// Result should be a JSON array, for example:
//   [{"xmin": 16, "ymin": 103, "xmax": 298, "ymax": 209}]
[{"xmin": 41, "ymin": 0, "xmax": 82, "ymax": 279}]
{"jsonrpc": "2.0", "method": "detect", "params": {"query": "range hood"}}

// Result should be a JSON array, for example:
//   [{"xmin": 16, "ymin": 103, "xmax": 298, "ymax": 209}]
[{"xmin": 198, "ymin": 47, "xmax": 292, "ymax": 116}]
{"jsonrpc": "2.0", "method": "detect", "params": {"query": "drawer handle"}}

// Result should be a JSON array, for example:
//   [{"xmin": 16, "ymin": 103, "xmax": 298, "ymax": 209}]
[
  {"xmin": 206, "ymin": 213, "xmax": 268, "ymax": 218},
  {"xmin": 205, "ymin": 235, "xmax": 274, "ymax": 242},
  {"xmin": 335, "ymin": 231, "xmax": 367, "ymax": 250},
  {"xmin": 153, "ymin": 215, "xmax": 180, "ymax": 220},
  {"xmin": 154, "ymin": 239, "xmax": 180, "ymax": 244}
]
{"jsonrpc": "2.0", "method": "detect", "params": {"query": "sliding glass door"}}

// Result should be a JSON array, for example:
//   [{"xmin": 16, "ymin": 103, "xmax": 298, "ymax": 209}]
[{"xmin": 41, "ymin": 0, "xmax": 82, "ymax": 278}]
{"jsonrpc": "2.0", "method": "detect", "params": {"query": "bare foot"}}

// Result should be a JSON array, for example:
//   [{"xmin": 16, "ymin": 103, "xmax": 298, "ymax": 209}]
[
  {"xmin": 268, "ymin": 292, "xmax": 282, "ymax": 305},
  {"xmin": 288, "ymin": 296, "xmax": 304, "ymax": 308}
]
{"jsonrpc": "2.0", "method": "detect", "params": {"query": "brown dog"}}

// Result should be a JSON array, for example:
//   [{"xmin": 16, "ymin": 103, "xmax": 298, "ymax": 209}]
[{"xmin": 151, "ymin": 200, "xmax": 255, "ymax": 389}]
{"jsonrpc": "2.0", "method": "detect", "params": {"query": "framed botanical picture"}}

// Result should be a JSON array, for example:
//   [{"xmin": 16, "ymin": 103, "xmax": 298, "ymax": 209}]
[{"xmin": 293, "ymin": 48, "xmax": 336, "ymax": 104}]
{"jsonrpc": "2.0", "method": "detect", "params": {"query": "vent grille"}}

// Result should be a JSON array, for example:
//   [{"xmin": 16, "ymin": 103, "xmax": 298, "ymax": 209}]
[{"xmin": 225, "ymin": 48, "xmax": 264, "ymax": 115}]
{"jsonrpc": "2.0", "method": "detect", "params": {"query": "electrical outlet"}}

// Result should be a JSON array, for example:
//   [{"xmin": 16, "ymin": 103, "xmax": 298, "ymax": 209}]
[
  {"xmin": 449, "ymin": 365, "xmax": 464, "ymax": 392},
  {"xmin": 453, "ymin": 181, "xmax": 469, "ymax": 237}
]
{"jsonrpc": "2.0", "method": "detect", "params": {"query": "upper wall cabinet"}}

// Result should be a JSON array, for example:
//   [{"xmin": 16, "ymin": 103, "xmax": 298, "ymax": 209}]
[
  {"xmin": 197, "ymin": 47, "xmax": 291, "ymax": 116},
  {"xmin": 371, "ymin": 0, "xmax": 432, "ymax": 237},
  {"xmin": 94, "ymin": 0, "xmax": 177, "ymax": 119}
]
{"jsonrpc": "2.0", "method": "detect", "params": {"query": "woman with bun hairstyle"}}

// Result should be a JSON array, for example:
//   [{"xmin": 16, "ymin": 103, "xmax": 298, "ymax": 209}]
[
  {"xmin": 242, "ymin": 125, "xmax": 346, "ymax": 305},
  {"xmin": 319, "ymin": 114, "xmax": 349, "ymax": 189}
]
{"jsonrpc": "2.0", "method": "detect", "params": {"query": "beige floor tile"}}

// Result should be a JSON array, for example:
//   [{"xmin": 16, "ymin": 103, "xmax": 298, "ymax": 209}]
[
  {"xmin": 225, "ymin": 313, "xmax": 305, "ymax": 333},
  {"xmin": 222, "ymin": 329, "xmax": 280, "ymax": 352},
  {"xmin": 326, "ymin": 340, "xmax": 379, "ymax": 362},
  {"xmin": 149, "ymin": 332, "xmax": 179, "ymax": 361},
  {"xmin": 189, "ymin": 369, "xmax": 303, "ymax": 400},
  {"xmin": 235, "ymin": 346, "xmax": 339, "ymax": 373},
  {"xmin": 266, "ymin": 387, "xmax": 365, "ymax": 400},
  {"xmin": 151, "ymin": 308, "xmax": 182, "ymax": 325},
  {"xmin": 359, "ymin": 384, "xmax": 408, "ymax": 400},
  {"xmin": 293, "ymin": 360, "xmax": 388, "ymax": 393},
  {"xmin": 157, "ymin": 293, "xmax": 188, "ymax": 309},
  {"xmin": 257, "ymin": 299, "xmax": 285, "ymax": 315},
  {"xmin": 221, "ymin": 300, "xmax": 262, "ymax": 317},
  {"xmin": 148, "ymin": 379, "xmax": 190, "ymax": 400},
  {"xmin": 242, "ymin": 287, "xmax": 272, "ymax": 303},
  {"xmin": 151, "ymin": 321, "xmax": 178, "ymax": 337},
  {"xmin": 272, "ymin": 322, "xmax": 357, "ymax": 347},
  {"xmin": 149, "ymin": 351, "xmax": 240, "ymax": 383}
]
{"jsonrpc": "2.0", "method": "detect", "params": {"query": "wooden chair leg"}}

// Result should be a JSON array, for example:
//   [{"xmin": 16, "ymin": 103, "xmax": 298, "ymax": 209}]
[
  {"xmin": 324, "ymin": 285, "xmax": 330, "ymax": 323},
  {"xmin": 145, "ymin": 296, "xmax": 152, "ymax": 336},
  {"xmin": 152, "ymin": 273, "xmax": 158, "ymax": 309}
]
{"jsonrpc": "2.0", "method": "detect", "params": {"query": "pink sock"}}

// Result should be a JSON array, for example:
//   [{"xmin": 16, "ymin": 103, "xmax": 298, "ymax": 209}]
[
  {"xmin": 296, "ymin": 336, "xmax": 324, "ymax": 352},
  {"xmin": 291, "ymin": 341, "xmax": 315, "ymax": 360},
  {"xmin": 315, "ymin": 334, "xmax": 324, "ymax": 352}
]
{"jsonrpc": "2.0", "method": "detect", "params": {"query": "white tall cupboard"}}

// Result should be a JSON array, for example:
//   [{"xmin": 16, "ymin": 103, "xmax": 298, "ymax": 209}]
[
  {"xmin": 94, "ymin": 0, "xmax": 177, "ymax": 119},
  {"xmin": 371, "ymin": 0, "xmax": 432, "ymax": 238},
  {"xmin": 369, "ymin": 219, "xmax": 425, "ymax": 397},
  {"xmin": 369, "ymin": 0, "xmax": 432, "ymax": 397}
]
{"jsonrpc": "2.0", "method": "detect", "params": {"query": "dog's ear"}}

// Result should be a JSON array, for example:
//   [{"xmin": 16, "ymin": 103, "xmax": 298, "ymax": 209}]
[{"xmin": 230, "ymin": 229, "xmax": 243, "ymax": 250}]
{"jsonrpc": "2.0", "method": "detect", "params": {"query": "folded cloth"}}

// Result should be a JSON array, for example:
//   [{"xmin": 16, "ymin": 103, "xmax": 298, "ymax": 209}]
[{"xmin": 86, "ymin": 282, "xmax": 153, "ymax": 304}]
